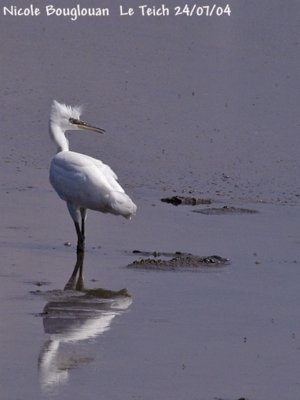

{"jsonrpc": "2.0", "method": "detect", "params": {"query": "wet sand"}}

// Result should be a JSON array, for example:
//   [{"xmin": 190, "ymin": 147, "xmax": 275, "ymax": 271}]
[{"xmin": 1, "ymin": 1, "xmax": 300, "ymax": 399}]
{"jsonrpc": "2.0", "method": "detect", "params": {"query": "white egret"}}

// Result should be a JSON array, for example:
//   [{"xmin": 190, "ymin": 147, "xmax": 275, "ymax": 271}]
[{"xmin": 49, "ymin": 100, "xmax": 137, "ymax": 253}]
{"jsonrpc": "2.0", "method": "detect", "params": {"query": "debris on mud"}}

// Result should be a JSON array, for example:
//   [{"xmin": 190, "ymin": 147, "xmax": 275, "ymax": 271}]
[
  {"xmin": 214, "ymin": 398, "xmax": 248, "ymax": 400},
  {"xmin": 127, "ymin": 251, "xmax": 229, "ymax": 271},
  {"xmin": 27, "ymin": 280, "xmax": 51, "ymax": 287},
  {"xmin": 161, "ymin": 196, "xmax": 212, "ymax": 206},
  {"xmin": 193, "ymin": 205, "xmax": 258, "ymax": 215}
]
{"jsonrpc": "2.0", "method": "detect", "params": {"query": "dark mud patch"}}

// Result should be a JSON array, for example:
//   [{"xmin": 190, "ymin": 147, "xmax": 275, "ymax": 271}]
[
  {"xmin": 127, "ymin": 251, "xmax": 229, "ymax": 271},
  {"xmin": 161, "ymin": 196, "xmax": 212, "ymax": 206},
  {"xmin": 193, "ymin": 205, "xmax": 259, "ymax": 215},
  {"xmin": 26, "ymin": 280, "xmax": 51, "ymax": 287},
  {"xmin": 214, "ymin": 398, "xmax": 248, "ymax": 400}
]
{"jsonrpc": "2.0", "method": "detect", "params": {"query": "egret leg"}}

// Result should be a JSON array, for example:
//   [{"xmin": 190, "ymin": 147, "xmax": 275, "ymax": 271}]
[
  {"xmin": 81, "ymin": 218, "xmax": 85, "ymax": 241},
  {"xmin": 67, "ymin": 203, "xmax": 86, "ymax": 253},
  {"xmin": 75, "ymin": 221, "xmax": 85, "ymax": 253},
  {"xmin": 75, "ymin": 208, "xmax": 87, "ymax": 254},
  {"xmin": 80, "ymin": 208, "xmax": 87, "ymax": 243}
]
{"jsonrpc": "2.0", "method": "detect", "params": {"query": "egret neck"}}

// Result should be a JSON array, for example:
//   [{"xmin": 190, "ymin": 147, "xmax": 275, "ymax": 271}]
[{"xmin": 49, "ymin": 123, "xmax": 69, "ymax": 153}]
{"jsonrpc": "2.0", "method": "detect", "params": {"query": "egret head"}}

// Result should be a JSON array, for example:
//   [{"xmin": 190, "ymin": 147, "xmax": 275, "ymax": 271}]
[{"xmin": 50, "ymin": 100, "xmax": 105, "ymax": 134}]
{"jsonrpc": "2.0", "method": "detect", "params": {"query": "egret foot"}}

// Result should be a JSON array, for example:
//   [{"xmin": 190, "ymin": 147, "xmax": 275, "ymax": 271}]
[{"xmin": 64, "ymin": 252, "xmax": 84, "ymax": 291}]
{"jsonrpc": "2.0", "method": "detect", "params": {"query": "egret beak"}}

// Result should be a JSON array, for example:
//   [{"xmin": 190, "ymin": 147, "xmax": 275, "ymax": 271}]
[{"xmin": 69, "ymin": 117, "xmax": 106, "ymax": 134}]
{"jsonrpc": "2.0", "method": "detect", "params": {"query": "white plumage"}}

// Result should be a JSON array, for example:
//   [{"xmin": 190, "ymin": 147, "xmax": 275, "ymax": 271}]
[{"xmin": 49, "ymin": 100, "xmax": 137, "ymax": 252}]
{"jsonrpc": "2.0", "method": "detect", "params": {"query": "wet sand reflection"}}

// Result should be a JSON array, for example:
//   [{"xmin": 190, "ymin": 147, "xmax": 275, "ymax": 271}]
[{"xmin": 38, "ymin": 253, "xmax": 132, "ymax": 390}]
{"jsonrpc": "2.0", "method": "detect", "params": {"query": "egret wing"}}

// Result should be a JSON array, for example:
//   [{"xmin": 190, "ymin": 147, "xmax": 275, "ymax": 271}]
[{"xmin": 50, "ymin": 151, "xmax": 136, "ymax": 217}]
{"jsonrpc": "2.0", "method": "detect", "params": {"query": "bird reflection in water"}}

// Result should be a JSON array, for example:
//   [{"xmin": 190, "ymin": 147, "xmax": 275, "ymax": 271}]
[{"xmin": 38, "ymin": 252, "xmax": 132, "ymax": 390}]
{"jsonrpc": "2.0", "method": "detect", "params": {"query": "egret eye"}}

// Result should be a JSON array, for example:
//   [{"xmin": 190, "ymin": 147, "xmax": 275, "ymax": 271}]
[{"xmin": 69, "ymin": 117, "xmax": 80, "ymax": 125}]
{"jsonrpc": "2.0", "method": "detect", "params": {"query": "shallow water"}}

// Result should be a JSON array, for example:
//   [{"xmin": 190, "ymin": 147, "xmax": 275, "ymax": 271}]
[{"xmin": 1, "ymin": 1, "xmax": 300, "ymax": 399}]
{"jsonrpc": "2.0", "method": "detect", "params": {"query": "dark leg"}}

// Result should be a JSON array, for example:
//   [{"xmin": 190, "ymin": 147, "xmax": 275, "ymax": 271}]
[
  {"xmin": 75, "ymin": 221, "xmax": 85, "ymax": 253},
  {"xmin": 80, "ymin": 208, "xmax": 86, "ymax": 243},
  {"xmin": 81, "ymin": 216, "xmax": 85, "ymax": 242},
  {"xmin": 76, "ymin": 208, "xmax": 87, "ymax": 253},
  {"xmin": 67, "ymin": 203, "xmax": 86, "ymax": 254}
]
